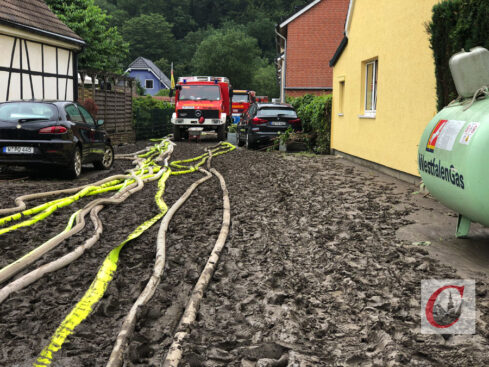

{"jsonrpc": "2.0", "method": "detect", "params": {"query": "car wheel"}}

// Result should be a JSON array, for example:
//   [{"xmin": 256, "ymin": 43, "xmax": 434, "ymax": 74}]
[
  {"xmin": 245, "ymin": 133, "xmax": 255, "ymax": 149},
  {"xmin": 173, "ymin": 125, "xmax": 182, "ymax": 141},
  {"xmin": 94, "ymin": 144, "xmax": 114, "ymax": 170},
  {"xmin": 217, "ymin": 125, "xmax": 226, "ymax": 141},
  {"xmin": 237, "ymin": 130, "xmax": 245, "ymax": 147},
  {"xmin": 66, "ymin": 147, "xmax": 82, "ymax": 178}
]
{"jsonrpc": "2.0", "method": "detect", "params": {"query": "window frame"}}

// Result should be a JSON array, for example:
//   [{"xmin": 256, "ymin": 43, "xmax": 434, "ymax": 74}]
[
  {"xmin": 338, "ymin": 79, "xmax": 345, "ymax": 116},
  {"xmin": 363, "ymin": 59, "xmax": 378, "ymax": 117},
  {"xmin": 145, "ymin": 79, "xmax": 154, "ymax": 89}
]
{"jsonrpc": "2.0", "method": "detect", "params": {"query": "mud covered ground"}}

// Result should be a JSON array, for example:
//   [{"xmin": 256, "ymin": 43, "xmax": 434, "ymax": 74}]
[{"xmin": 0, "ymin": 139, "xmax": 488, "ymax": 366}]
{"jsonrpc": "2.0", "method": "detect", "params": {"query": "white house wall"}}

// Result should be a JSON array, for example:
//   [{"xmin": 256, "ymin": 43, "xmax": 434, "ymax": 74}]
[{"xmin": 0, "ymin": 33, "xmax": 76, "ymax": 102}]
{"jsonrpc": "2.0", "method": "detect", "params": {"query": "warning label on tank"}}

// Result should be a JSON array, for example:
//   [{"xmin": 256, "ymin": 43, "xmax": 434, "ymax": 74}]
[
  {"xmin": 459, "ymin": 122, "xmax": 480, "ymax": 145},
  {"xmin": 426, "ymin": 120, "xmax": 465, "ymax": 152},
  {"xmin": 436, "ymin": 120, "xmax": 465, "ymax": 151}
]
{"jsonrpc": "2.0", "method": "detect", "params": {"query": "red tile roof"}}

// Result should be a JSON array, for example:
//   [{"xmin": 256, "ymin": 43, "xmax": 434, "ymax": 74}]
[{"xmin": 0, "ymin": 0, "xmax": 84, "ymax": 44}]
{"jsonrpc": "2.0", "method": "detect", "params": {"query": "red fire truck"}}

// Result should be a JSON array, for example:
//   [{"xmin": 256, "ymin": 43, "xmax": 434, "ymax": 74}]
[
  {"xmin": 171, "ymin": 76, "xmax": 232, "ymax": 141},
  {"xmin": 231, "ymin": 90, "xmax": 256, "ymax": 124}
]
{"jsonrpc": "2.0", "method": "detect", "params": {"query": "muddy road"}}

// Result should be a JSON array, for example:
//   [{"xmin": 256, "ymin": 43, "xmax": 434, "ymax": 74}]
[{"xmin": 0, "ymin": 140, "xmax": 488, "ymax": 366}]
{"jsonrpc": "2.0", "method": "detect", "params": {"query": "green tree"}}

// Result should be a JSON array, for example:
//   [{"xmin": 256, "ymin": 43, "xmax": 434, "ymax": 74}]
[
  {"xmin": 251, "ymin": 63, "xmax": 279, "ymax": 98},
  {"xmin": 122, "ymin": 13, "xmax": 176, "ymax": 62},
  {"xmin": 191, "ymin": 28, "xmax": 261, "ymax": 88},
  {"xmin": 246, "ymin": 15, "xmax": 276, "ymax": 62},
  {"xmin": 45, "ymin": 0, "xmax": 128, "ymax": 72},
  {"xmin": 154, "ymin": 57, "xmax": 171, "ymax": 78}
]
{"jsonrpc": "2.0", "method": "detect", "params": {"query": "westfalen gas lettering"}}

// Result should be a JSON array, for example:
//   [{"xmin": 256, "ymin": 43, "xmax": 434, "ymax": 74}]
[{"xmin": 418, "ymin": 154, "xmax": 465, "ymax": 189}]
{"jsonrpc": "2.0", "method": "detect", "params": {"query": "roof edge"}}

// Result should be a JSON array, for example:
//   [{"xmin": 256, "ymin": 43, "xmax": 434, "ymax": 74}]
[
  {"xmin": 0, "ymin": 19, "xmax": 85, "ymax": 47},
  {"xmin": 329, "ymin": 36, "xmax": 348, "ymax": 67},
  {"xmin": 344, "ymin": 0, "xmax": 355, "ymax": 37},
  {"xmin": 279, "ymin": 0, "xmax": 322, "ymax": 29}
]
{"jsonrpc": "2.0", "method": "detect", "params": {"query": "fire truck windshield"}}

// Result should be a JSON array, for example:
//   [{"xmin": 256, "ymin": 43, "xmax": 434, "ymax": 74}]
[
  {"xmin": 179, "ymin": 85, "xmax": 221, "ymax": 101},
  {"xmin": 232, "ymin": 94, "xmax": 249, "ymax": 103}
]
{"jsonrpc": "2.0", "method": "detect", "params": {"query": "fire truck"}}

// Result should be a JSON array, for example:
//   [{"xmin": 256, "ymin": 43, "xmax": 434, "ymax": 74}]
[
  {"xmin": 231, "ymin": 90, "xmax": 256, "ymax": 124},
  {"xmin": 171, "ymin": 76, "xmax": 232, "ymax": 141}
]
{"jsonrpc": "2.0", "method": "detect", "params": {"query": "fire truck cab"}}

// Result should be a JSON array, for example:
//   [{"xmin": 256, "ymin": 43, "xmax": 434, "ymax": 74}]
[
  {"xmin": 171, "ymin": 76, "xmax": 232, "ymax": 141},
  {"xmin": 231, "ymin": 90, "xmax": 256, "ymax": 124}
]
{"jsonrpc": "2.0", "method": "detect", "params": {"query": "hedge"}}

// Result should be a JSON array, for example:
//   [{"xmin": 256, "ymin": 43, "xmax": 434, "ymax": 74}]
[
  {"xmin": 133, "ymin": 96, "xmax": 174, "ymax": 140},
  {"xmin": 428, "ymin": 0, "xmax": 489, "ymax": 110},
  {"xmin": 288, "ymin": 94, "xmax": 332, "ymax": 154}
]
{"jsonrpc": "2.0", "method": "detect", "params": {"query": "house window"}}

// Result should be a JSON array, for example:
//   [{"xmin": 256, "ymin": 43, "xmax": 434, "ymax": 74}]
[
  {"xmin": 364, "ymin": 59, "xmax": 378, "ymax": 116},
  {"xmin": 145, "ymin": 79, "xmax": 154, "ymax": 89},
  {"xmin": 338, "ymin": 80, "xmax": 345, "ymax": 116}
]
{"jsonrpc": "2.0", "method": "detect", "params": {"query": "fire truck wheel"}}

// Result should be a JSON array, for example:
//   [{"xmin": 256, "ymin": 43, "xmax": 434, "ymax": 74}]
[
  {"xmin": 173, "ymin": 126, "xmax": 182, "ymax": 141},
  {"xmin": 217, "ymin": 125, "xmax": 227, "ymax": 141}
]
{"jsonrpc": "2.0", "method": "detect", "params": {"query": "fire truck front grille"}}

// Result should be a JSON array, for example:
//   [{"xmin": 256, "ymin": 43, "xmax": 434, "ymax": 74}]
[{"xmin": 177, "ymin": 110, "xmax": 220, "ymax": 119}]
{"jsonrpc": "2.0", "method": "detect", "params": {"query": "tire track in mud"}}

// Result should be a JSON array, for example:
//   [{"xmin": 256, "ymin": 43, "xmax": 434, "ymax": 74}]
[{"xmin": 178, "ymin": 151, "xmax": 489, "ymax": 366}]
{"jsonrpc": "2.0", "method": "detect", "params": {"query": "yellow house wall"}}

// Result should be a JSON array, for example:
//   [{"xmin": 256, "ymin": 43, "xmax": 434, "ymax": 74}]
[{"xmin": 331, "ymin": 0, "xmax": 441, "ymax": 176}]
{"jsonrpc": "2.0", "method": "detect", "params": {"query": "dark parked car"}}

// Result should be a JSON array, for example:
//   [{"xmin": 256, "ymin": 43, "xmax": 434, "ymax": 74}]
[
  {"xmin": 0, "ymin": 101, "xmax": 114, "ymax": 178},
  {"xmin": 236, "ymin": 102, "xmax": 301, "ymax": 148}
]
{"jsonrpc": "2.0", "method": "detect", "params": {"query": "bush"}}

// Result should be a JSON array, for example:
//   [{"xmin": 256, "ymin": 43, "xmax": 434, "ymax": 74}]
[
  {"xmin": 155, "ymin": 89, "xmax": 170, "ymax": 97},
  {"xmin": 428, "ymin": 0, "xmax": 489, "ymax": 110},
  {"xmin": 427, "ymin": 0, "xmax": 462, "ymax": 111},
  {"xmin": 287, "ymin": 94, "xmax": 332, "ymax": 154},
  {"xmin": 133, "ymin": 96, "xmax": 174, "ymax": 140}
]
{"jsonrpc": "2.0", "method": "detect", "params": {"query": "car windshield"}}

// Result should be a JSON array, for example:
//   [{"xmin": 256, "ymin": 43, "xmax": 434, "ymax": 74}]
[
  {"xmin": 232, "ymin": 94, "xmax": 249, "ymax": 103},
  {"xmin": 257, "ymin": 107, "xmax": 297, "ymax": 118},
  {"xmin": 179, "ymin": 85, "xmax": 221, "ymax": 101},
  {"xmin": 0, "ymin": 102, "xmax": 57, "ymax": 122}
]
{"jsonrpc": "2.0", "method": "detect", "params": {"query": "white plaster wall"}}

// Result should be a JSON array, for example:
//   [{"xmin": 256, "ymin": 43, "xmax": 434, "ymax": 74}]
[
  {"xmin": 7, "ymin": 73, "xmax": 21, "ymax": 100},
  {"xmin": 26, "ymin": 41, "xmax": 43, "ymax": 73},
  {"xmin": 44, "ymin": 77, "xmax": 58, "ymax": 100},
  {"xmin": 0, "ymin": 35, "xmax": 15, "ymax": 68},
  {"xmin": 43, "ymin": 45, "xmax": 57, "ymax": 74},
  {"xmin": 0, "ymin": 33, "xmax": 76, "ymax": 102}
]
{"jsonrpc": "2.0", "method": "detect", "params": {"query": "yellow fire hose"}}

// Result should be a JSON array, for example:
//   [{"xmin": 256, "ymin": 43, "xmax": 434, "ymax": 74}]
[
  {"xmin": 33, "ymin": 142, "xmax": 235, "ymax": 367},
  {"xmin": 0, "ymin": 141, "xmax": 173, "ymax": 286}
]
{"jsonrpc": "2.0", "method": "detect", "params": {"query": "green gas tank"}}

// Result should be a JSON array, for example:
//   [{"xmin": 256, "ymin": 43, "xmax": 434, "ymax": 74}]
[{"xmin": 418, "ymin": 48, "xmax": 489, "ymax": 237}]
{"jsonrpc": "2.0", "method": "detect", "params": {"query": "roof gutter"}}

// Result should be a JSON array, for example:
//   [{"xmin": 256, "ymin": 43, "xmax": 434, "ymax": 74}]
[
  {"xmin": 275, "ymin": 27, "xmax": 287, "ymax": 103},
  {"xmin": 329, "ymin": 36, "xmax": 348, "ymax": 67},
  {"xmin": 329, "ymin": 0, "xmax": 354, "ymax": 67}
]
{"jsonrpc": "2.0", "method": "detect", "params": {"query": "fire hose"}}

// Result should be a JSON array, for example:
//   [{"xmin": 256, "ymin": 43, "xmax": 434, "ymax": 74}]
[
  {"xmin": 30, "ymin": 142, "xmax": 235, "ymax": 366},
  {"xmin": 0, "ymin": 140, "xmax": 173, "ymax": 285}
]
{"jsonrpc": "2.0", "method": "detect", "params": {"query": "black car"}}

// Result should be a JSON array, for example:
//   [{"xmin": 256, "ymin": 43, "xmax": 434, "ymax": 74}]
[
  {"xmin": 0, "ymin": 101, "xmax": 114, "ymax": 178},
  {"xmin": 236, "ymin": 102, "xmax": 301, "ymax": 148}
]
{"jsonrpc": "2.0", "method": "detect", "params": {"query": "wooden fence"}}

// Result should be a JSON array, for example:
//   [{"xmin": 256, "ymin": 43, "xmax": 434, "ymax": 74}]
[{"xmin": 78, "ymin": 70, "xmax": 135, "ymax": 145}]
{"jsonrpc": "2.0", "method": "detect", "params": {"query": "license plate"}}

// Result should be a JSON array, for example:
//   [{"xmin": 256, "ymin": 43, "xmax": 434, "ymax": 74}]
[
  {"xmin": 3, "ymin": 146, "xmax": 34, "ymax": 154},
  {"xmin": 271, "ymin": 121, "xmax": 286, "ymax": 126}
]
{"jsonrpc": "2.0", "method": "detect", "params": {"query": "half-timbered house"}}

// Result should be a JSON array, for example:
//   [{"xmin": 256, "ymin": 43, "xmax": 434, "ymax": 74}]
[{"xmin": 0, "ymin": 0, "xmax": 85, "ymax": 103}]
